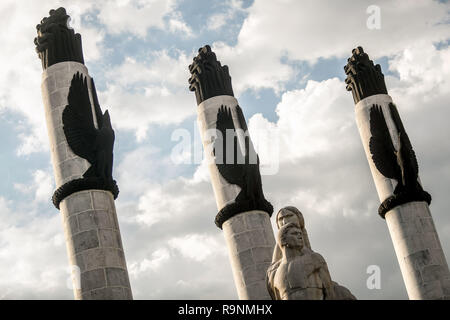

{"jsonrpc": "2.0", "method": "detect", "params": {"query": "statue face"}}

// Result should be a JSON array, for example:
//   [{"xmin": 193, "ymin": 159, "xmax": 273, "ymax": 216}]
[
  {"xmin": 277, "ymin": 209, "xmax": 300, "ymax": 229},
  {"xmin": 284, "ymin": 227, "xmax": 304, "ymax": 250}
]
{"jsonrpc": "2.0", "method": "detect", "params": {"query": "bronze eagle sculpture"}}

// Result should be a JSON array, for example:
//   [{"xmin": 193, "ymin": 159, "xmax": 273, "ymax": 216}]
[
  {"xmin": 214, "ymin": 105, "xmax": 266, "ymax": 210},
  {"xmin": 369, "ymin": 103, "xmax": 431, "ymax": 217},
  {"xmin": 62, "ymin": 72, "xmax": 115, "ymax": 183}
]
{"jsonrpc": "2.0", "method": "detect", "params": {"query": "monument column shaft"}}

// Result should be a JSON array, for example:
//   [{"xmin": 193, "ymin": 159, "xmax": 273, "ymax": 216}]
[
  {"xmin": 355, "ymin": 94, "xmax": 450, "ymax": 299},
  {"xmin": 41, "ymin": 61, "xmax": 133, "ymax": 300},
  {"xmin": 197, "ymin": 95, "xmax": 275, "ymax": 299},
  {"xmin": 189, "ymin": 46, "xmax": 275, "ymax": 299},
  {"xmin": 345, "ymin": 46, "xmax": 450, "ymax": 299}
]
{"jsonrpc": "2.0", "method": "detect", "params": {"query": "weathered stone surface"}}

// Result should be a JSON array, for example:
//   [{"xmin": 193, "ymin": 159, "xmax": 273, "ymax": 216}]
[
  {"xmin": 78, "ymin": 248, "xmax": 106, "ymax": 272},
  {"xmin": 242, "ymin": 265, "xmax": 261, "ymax": 286},
  {"xmin": 246, "ymin": 212, "xmax": 266, "ymax": 230},
  {"xmin": 92, "ymin": 191, "xmax": 114, "ymax": 211},
  {"xmin": 237, "ymin": 249, "xmax": 253, "ymax": 269},
  {"xmin": 81, "ymin": 269, "xmax": 106, "ymax": 291},
  {"xmin": 105, "ymin": 268, "xmax": 129, "ymax": 287},
  {"xmin": 49, "ymin": 90, "xmax": 68, "ymax": 109},
  {"xmin": 59, "ymin": 190, "xmax": 132, "ymax": 299},
  {"xmin": 73, "ymin": 230, "xmax": 99, "ymax": 253},
  {"xmin": 63, "ymin": 191, "xmax": 92, "ymax": 214},
  {"xmin": 249, "ymin": 229, "xmax": 269, "ymax": 247},
  {"xmin": 229, "ymin": 232, "xmax": 252, "ymax": 253},
  {"xmin": 252, "ymin": 246, "xmax": 273, "ymax": 264},
  {"xmin": 422, "ymin": 265, "xmax": 450, "ymax": 283},
  {"xmin": 99, "ymin": 229, "xmax": 121, "ymax": 248},
  {"xmin": 422, "ymin": 280, "xmax": 444, "ymax": 300},
  {"xmin": 86, "ymin": 287, "xmax": 125, "ymax": 300},
  {"xmin": 68, "ymin": 215, "xmax": 79, "ymax": 234},
  {"xmin": 245, "ymin": 281, "xmax": 268, "ymax": 300},
  {"xmin": 223, "ymin": 210, "xmax": 275, "ymax": 300},
  {"xmin": 104, "ymin": 248, "xmax": 127, "ymax": 269},
  {"xmin": 77, "ymin": 211, "xmax": 96, "ymax": 232},
  {"xmin": 94, "ymin": 210, "xmax": 114, "ymax": 229}
]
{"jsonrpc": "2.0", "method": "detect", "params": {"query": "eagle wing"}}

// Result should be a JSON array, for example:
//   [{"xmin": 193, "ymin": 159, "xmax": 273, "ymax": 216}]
[
  {"xmin": 235, "ymin": 104, "xmax": 259, "ymax": 165},
  {"xmin": 214, "ymin": 105, "xmax": 245, "ymax": 186},
  {"xmin": 389, "ymin": 103, "xmax": 419, "ymax": 176},
  {"xmin": 90, "ymin": 78, "xmax": 104, "ymax": 129},
  {"xmin": 369, "ymin": 104, "xmax": 401, "ymax": 179},
  {"xmin": 62, "ymin": 72, "xmax": 97, "ymax": 163}
]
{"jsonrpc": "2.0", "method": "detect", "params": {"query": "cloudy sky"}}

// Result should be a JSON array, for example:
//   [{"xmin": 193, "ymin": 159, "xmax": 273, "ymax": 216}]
[{"xmin": 0, "ymin": 0, "xmax": 449, "ymax": 299}]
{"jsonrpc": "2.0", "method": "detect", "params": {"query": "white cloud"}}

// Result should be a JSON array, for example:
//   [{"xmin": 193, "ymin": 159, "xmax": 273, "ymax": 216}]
[
  {"xmin": 101, "ymin": 50, "xmax": 195, "ymax": 140},
  {"xmin": 212, "ymin": 0, "xmax": 449, "ymax": 94},
  {"xmin": 169, "ymin": 234, "xmax": 223, "ymax": 262},
  {"xmin": 168, "ymin": 12, "xmax": 194, "ymax": 37},
  {"xmin": 0, "ymin": 197, "xmax": 70, "ymax": 299},
  {"xmin": 97, "ymin": 0, "xmax": 191, "ymax": 38},
  {"xmin": 207, "ymin": 0, "xmax": 246, "ymax": 31},
  {"xmin": 129, "ymin": 248, "xmax": 171, "ymax": 276},
  {"xmin": 14, "ymin": 169, "xmax": 54, "ymax": 204},
  {"xmin": 388, "ymin": 43, "xmax": 450, "ymax": 99}
]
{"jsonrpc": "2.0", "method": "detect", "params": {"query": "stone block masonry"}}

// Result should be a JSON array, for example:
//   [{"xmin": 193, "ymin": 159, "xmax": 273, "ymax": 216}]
[
  {"xmin": 223, "ymin": 211, "xmax": 275, "ymax": 299},
  {"xmin": 60, "ymin": 190, "xmax": 132, "ymax": 299}
]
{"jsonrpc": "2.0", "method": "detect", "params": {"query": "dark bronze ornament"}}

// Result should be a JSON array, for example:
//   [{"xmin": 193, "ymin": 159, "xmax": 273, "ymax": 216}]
[
  {"xmin": 188, "ymin": 45, "xmax": 234, "ymax": 105},
  {"xmin": 369, "ymin": 103, "xmax": 431, "ymax": 218},
  {"xmin": 213, "ymin": 105, "xmax": 273, "ymax": 229},
  {"xmin": 52, "ymin": 72, "xmax": 118, "ymax": 208},
  {"xmin": 34, "ymin": 7, "xmax": 84, "ymax": 70},
  {"xmin": 188, "ymin": 45, "xmax": 272, "ymax": 228},
  {"xmin": 344, "ymin": 47, "xmax": 387, "ymax": 104}
]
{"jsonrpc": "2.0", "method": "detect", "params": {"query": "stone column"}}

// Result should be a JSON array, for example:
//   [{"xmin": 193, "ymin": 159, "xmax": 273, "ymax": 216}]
[
  {"xmin": 189, "ymin": 46, "xmax": 275, "ymax": 299},
  {"xmin": 36, "ymin": 8, "xmax": 132, "ymax": 300},
  {"xmin": 345, "ymin": 47, "xmax": 450, "ymax": 299}
]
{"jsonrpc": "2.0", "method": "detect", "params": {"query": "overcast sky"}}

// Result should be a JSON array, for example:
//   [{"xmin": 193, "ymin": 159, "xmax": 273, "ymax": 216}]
[{"xmin": 0, "ymin": 0, "xmax": 449, "ymax": 299}]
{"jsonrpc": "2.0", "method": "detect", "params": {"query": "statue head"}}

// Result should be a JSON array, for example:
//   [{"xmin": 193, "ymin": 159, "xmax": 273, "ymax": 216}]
[
  {"xmin": 278, "ymin": 222, "xmax": 304, "ymax": 251},
  {"xmin": 276, "ymin": 206, "xmax": 304, "ymax": 229}
]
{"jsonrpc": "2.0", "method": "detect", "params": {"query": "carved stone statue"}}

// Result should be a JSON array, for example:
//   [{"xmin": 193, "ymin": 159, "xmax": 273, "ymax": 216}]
[
  {"xmin": 267, "ymin": 222, "xmax": 335, "ymax": 300},
  {"xmin": 268, "ymin": 207, "xmax": 356, "ymax": 300},
  {"xmin": 271, "ymin": 206, "xmax": 312, "ymax": 264}
]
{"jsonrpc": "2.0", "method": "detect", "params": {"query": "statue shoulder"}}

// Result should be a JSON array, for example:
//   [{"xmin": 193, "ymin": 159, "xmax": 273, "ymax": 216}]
[
  {"xmin": 310, "ymin": 251, "xmax": 327, "ymax": 266},
  {"xmin": 267, "ymin": 260, "xmax": 282, "ymax": 273}
]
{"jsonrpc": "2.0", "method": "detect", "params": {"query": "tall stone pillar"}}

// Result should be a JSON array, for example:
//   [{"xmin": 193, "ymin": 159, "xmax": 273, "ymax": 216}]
[
  {"xmin": 188, "ymin": 46, "xmax": 275, "ymax": 299},
  {"xmin": 344, "ymin": 47, "xmax": 450, "ymax": 299},
  {"xmin": 35, "ymin": 8, "xmax": 132, "ymax": 300}
]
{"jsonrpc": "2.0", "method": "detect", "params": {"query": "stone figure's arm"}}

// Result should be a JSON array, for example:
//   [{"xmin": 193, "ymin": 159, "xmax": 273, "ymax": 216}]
[
  {"xmin": 315, "ymin": 254, "xmax": 336, "ymax": 300},
  {"xmin": 265, "ymin": 261, "xmax": 281, "ymax": 300},
  {"xmin": 266, "ymin": 276, "xmax": 277, "ymax": 300},
  {"xmin": 271, "ymin": 243, "xmax": 282, "ymax": 264}
]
